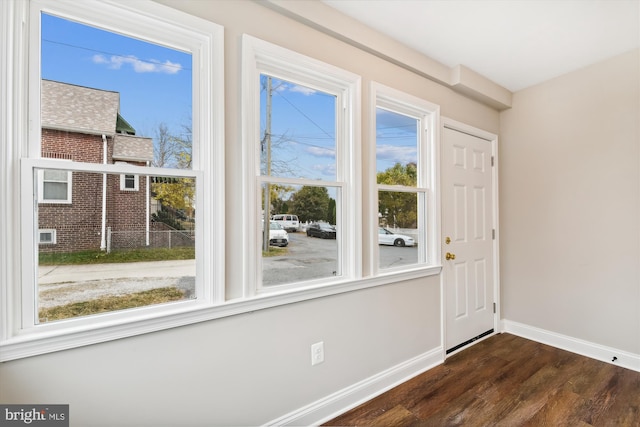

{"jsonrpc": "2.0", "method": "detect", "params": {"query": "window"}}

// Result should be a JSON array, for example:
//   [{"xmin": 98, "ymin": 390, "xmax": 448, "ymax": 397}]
[
  {"xmin": 242, "ymin": 35, "xmax": 361, "ymax": 294},
  {"xmin": 120, "ymin": 174, "xmax": 139, "ymax": 191},
  {"xmin": 1, "ymin": 0, "xmax": 224, "ymax": 361},
  {"xmin": 372, "ymin": 82, "xmax": 440, "ymax": 274},
  {"xmin": 38, "ymin": 229, "xmax": 56, "ymax": 245},
  {"xmin": 38, "ymin": 169, "xmax": 72, "ymax": 203}
]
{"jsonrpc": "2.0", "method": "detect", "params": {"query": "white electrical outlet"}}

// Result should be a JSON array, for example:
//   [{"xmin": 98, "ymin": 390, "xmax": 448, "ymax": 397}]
[{"xmin": 311, "ymin": 341, "xmax": 324, "ymax": 366}]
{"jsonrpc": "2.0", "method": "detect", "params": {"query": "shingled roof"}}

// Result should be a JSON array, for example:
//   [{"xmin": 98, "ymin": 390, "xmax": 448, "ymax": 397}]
[
  {"xmin": 113, "ymin": 134, "xmax": 154, "ymax": 163},
  {"xmin": 42, "ymin": 80, "xmax": 152, "ymax": 163},
  {"xmin": 41, "ymin": 80, "xmax": 120, "ymax": 136}
]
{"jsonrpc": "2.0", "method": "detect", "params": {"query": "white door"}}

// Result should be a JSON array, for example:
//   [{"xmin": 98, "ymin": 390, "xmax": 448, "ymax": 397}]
[{"xmin": 442, "ymin": 124, "xmax": 497, "ymax": 354}]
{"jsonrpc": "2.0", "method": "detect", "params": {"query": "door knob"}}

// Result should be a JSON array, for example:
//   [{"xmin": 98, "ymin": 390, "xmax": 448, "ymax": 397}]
[{"xmin": 445, "ymin": 252, "xmax": 456, "ymax": 260}]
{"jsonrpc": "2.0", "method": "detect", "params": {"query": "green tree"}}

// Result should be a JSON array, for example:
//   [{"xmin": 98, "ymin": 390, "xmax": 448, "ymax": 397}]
[
  {"xmin": 377, "ymin": 163, "xmax": 418, "ymax": 228},
  {"xmin": 327, "ymin": 198, "xmax": 336, "ymax": 224},
  {"xmin": 153, "ymin": 178, "xmax": 195, "ymax": 216},
  {"xmin": 377, "ymin": 162, "xmax": 417, "ymax": 186},
  {"xmin": 151, "ymin": 122, "xmax": 194, "ymax": 222},
  {"xmin": 290, "ymin": 186, "xmax": 330, "ymax": 223},
  {"xmin": 263, "ymin": 184, "xmax": 295, "ymax": 215}
]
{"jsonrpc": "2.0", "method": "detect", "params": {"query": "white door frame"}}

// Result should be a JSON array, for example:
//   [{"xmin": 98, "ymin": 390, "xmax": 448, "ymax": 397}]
[{"xmin": 440, "ymin": 117, "xmax": 500, "ymax": 358}]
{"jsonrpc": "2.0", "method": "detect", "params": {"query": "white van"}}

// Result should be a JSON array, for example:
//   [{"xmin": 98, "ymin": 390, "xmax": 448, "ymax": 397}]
[{"xmin": 271, "ymin": 214, "xmax": 300, "ymax": 232}]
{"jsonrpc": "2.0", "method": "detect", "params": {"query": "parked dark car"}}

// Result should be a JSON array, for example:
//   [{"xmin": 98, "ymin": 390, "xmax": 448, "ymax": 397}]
[{"xmin": 306, "ymin": 222, "xmax": 336, "ymax": 239}]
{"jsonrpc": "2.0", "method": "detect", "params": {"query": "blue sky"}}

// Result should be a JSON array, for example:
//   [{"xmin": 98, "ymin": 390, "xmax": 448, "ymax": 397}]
[
  {"xmin": 42, "ymin": 13, "xmax": 416, "ymax": 177},
  {"xmin": 261, "ymin": 76, "xmax": 418, "ymax": 180},
  {"xmin": 261, "ymin": 76, "xmax": 337, "ymax": 180},
  {"xmin": 375, "ymin": 109, "xmax": 418, "ymax": 172},
  {"xmin": 41, "ymin": 13, "xmax": 192, "ymax": 141}
]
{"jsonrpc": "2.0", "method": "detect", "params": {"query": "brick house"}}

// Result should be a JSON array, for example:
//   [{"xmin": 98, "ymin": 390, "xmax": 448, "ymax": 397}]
[{"xmin": 39, "ymin": 80, "xmax": 154, "ymax": 253}]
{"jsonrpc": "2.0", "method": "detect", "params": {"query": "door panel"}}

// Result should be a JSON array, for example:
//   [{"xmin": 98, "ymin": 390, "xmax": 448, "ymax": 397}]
[{"xmin": 443, "ymin": 126, "xmax": 495, "ymax": 353}]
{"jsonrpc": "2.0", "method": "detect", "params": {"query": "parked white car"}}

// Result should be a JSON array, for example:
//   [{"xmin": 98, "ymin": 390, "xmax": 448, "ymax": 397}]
[
  {"xmin": 378, "ymin": 227, "xmax": 415, "ymax": 247},
  {"xmin": 267, "ymin": 221, "xmax": 289, "ymax": 247}
]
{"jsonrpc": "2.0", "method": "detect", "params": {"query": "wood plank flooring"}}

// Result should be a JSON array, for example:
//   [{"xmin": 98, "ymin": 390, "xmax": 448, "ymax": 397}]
[{"xmin": 324, "ymin": 333, "xmax": 640, "ymax": 426}]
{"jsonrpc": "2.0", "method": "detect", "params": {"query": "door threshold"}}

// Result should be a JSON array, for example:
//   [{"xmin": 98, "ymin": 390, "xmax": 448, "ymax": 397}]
[{"xmin": 446, "ymin": 329, "xmax": 494, "ymax": 355}]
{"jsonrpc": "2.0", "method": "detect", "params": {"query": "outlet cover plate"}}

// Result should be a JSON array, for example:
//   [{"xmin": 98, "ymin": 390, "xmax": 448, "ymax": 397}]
[{"xmin": 311, "ymin": 341, "xmax": 324, "ymax": 366}]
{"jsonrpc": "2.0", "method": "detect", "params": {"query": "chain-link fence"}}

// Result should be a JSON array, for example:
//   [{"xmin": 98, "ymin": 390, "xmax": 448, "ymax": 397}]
[{"xmin": 106, "ymin": 227, "xmax": 195, "ymax": 253}]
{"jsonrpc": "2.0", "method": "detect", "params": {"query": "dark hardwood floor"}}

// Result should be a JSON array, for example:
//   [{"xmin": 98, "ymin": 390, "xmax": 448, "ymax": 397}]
[{"xmin": 324, "ymin": 333, "xmax": 640, "ymax": 426}]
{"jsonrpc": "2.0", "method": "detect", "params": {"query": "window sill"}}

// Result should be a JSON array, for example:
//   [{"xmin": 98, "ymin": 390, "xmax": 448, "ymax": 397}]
[{"xmin": 0, "ymin": 265, "xmax": 441, "ymax": 362}]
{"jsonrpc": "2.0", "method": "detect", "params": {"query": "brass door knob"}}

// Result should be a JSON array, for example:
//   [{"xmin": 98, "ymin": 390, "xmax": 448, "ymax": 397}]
[{"xmin": 445, "ymin": 252, "xmax": 456, "ymax": 260}]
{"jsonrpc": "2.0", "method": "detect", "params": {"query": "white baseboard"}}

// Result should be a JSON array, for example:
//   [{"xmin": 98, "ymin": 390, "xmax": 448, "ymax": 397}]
[
  {"xmin": 266, "ymin": 324, "xmax": 639, "ymax": 426},
  {"xmin": 264, "ymin": 346, "xmax": 444, "ymax": 426},
  {"xmin": 502, "ymin": 319, "xmax": 640, "ymax": 373}
]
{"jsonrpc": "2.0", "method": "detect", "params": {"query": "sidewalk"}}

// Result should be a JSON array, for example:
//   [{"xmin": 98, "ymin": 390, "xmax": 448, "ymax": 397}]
[
  {"xmin": 39, "ymin": 259, "xmax": 195, "ymax": 284},
  {"xmin": 38, "ymin": 260, "xmax": 196, "ymax": 308}
]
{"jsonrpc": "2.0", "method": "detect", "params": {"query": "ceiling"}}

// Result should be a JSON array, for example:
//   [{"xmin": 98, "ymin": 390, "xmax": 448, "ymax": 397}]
[{"xmin": 323, "ymin": 0, "xmax": 640, "ymax": 92}]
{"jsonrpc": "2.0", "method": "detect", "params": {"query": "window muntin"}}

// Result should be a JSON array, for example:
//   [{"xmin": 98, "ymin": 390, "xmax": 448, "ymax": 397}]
[
  {"xmin": 373, "ymin": 83, "xmax": 439, "ymax": 272},
  {"xmin": 243, "ymin": 34, "xmax": 361, "ymax": 294}
]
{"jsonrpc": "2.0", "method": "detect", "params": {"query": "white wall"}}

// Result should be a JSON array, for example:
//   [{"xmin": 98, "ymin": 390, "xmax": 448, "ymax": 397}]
[
  {"xmin": 500, "ymin": 49, "xmax": 640, "ymax": 355},
  {"xmin": 0, "ymin": 1, "xmax": 499, "ymax": 426},
  {"xmin": 2, "ymin": 281, "xmax": 440, "ymax": 426}
]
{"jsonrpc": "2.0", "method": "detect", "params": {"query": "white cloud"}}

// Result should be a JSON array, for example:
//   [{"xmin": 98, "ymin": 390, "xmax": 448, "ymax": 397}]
[
  {"xmin": 376, "ymin": 144, "xmax": 417, "ymax": 165},
  {"xmin": 312, "ymin": 164, "xmax": 336, "ymax": 177},
  {"xmin": 92, "ymin": 54, "xmax": 182, "ymax": 74},
  {"xmin": 289, "ymin": 84, "xmax": 316, "ymax": 96},
  {"xmin": 305, "ymin": 146, "xmax": 336, "ymax": 158}
]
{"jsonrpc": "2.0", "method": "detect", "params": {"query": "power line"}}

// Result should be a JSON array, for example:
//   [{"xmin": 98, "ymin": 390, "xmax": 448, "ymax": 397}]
[
  {"xmin": 273, "ymin": 90, "xmax": 334, "ymax": 139},
  {"xmin": 42, "ymin": 38, "xmax": 190, "ymax": 72}
]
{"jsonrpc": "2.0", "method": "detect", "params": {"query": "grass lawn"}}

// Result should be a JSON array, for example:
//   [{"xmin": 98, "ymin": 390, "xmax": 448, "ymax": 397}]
[
  {"xmin": 262, "ymin": 246, "xmax": 288, "ymax": 257},
  {"xmin": 39, "ymin": 246, "xmax": 195, "ymax": 266},
  {"xmin": 39, "ymin": 287, "xmax": 186, "ymax": 322}
]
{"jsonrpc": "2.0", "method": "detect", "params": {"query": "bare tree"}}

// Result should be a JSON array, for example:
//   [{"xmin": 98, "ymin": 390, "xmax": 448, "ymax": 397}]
[{"xmin": 153, "ymin": 123, "xmax": 178, "ymax": 168}]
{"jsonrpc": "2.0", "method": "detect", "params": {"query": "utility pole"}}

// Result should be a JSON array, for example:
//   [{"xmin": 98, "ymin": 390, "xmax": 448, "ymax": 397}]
[{"xmin": 262, "ymin": 76, "xmax": 272, "ymax": 252}]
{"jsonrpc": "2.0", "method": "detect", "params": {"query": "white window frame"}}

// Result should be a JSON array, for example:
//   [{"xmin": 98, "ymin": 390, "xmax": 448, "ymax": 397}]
[
  {"xmin": 241, "ymin": 34, "xmax": 362, "ymax": 296},
  {"xmin": 120, "ymin": 173, "xmax": 139, "ymax": 191},
  {"xmin": 38, "ymin": 229, "xmax": 56, "ymax": 245},
  {"xmin": 37, "ymin": 168, "xmax": 72, "ymax": 203},
  {"xmin": 0, "ymin": 0, "xmax": 225, "ymax": 361},
  {"xmin": 370, "ymin": 82, "xmax": 441, "ymax": 276}
]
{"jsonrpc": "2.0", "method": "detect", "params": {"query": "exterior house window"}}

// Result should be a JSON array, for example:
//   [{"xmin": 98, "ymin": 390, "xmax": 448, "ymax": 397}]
[
  {"xmin": 38, "ymin": 229, "xmax": 57, "ymax": 245},
  {"xmin": 242, "ymin": 35, "xmax": 361, "ymax": 295},
  {"xmin": 120, "ymin": 174, "xmax": 139, "ymax": 191},
  {"xmin": 372, "ymin": 82, "xmax": 440, "ymax": 274},
  {"xmin": 38, "ymin": 169, "xmax": 72, "ymax": 203},
  {"xmin": 0, "ymin": 0, "xmax": 224, "ymax": 362}
]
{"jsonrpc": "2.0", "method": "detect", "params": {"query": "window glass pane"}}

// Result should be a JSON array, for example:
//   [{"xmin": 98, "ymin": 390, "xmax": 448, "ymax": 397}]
[
  {"xmin": 260, "ymin": 74, "xmax": 336, "ymax": 181},
  {"xmin": 123, "ymin": 174, "xmax": 137, "ymax": 190},
  {"xmin": 36, "ymin": 169, "xmax": 196, "ymax": 323},
  {"xmin": 261, "ymin": 183, "xmax": 340, "ymax": 287},
  {"xmin": 376, "ymin": 108, "xmax": 418, "ymax": 186},
  {"xmin": 378, "ymin": 190, "xmax": 419, "ymax": 268},
  {"xmin": 39, "ymin": 230, "xmax": 55, "ymax": 244},
  {"xmin": 43, "ymin": 169, "xmax": 68, "ymax": 181},
  {"xmin": 41, "ymin": 13, "xmax": 193, "ymax": 170},
  {"xmin": 43, "ymin": 181, "xmax": 68, "ymax": 200}
]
